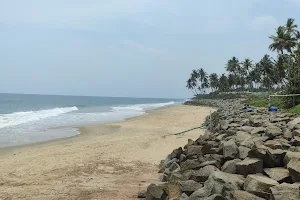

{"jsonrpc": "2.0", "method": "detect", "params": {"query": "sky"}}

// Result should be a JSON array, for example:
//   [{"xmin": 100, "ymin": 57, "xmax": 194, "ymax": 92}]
[{"xmin": 0, "ymin": 0, "xmax": 300, "ymax": 98}]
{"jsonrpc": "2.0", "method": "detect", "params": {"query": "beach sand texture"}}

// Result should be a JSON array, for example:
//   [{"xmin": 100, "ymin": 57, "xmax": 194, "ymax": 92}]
[{"xmin": 0, "ymin": 105, "xmax": 215, "ymax": 200}]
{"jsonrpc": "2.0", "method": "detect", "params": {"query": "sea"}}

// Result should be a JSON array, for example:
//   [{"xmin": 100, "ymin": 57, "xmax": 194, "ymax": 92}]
[{"xmin": 0, "ymin": 93, "xmax": 182, "ymax": 148}]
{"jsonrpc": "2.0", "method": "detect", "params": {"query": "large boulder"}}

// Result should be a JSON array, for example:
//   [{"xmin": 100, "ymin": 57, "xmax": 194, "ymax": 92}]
[
  {"xmin": 287, "ymin": 116, "xmax": 300, "ymax": 130},
  {"xmin": 283, "ymin": 151, "xmax": 300, "ymax": 166},
  {"xmin": 238, "ymin": 146, "xmax": 251, "ymax": 159},
  {"xmin": 270, "ymin": 183, "xmax": 300, "ymax": 200},
  {"xmin": 287, "ymin": 158, "xmax": 300, "ymax": 182},
  {"xmin": 230, "ymin": 190, "xmax": 265, "ymax": 200},
  {"xmin": 180, "ymin": 159, "xmax": 201, "ymax": 172},
  {"xmin": 264, "ymin": 149, "xmax": 286, "ymax": 168},
  {"xmin": 146, "ymin": 184, "xmax": 168, "ymax": 200},
  {"xmin": 179, "ymin": 180, "xmax": 203, "ymax": 196},
  {"xmin": 170, "ymin": 147, "xmax": 184, "ymax": 159},
  {"xmin": 235, "ymin": 131, "xmax": 252, "ymax": 145},
  {"xmin": 186, "ymin": 145, "xmax": 203, "ymax": 156},
  {"xmin": 190, "ymin": 165, "xmax": 220, "ymax": 183},
  {"xmin": 265, "ymin": 126, "xmax": 282, "ymax": 139},
  {"xmin": 236, "ymin": 158, "xmax": 263, "ymax": 176},
  {"xmin": 221, "ymin": 159, "xmax": 241, "ymax": 174},
  {"xmin": 166, "ymin": 182, "xmax": 181, "ymax": 199},
  {"xmin": 244, "ymin": 174, "xmax": 279, "ymax": 199},
  {"xmin": 188, "ymin": 187, "xmax": 211, "ymax": 199},
  {"xmin": 222, "ymin": 139, "xmax": 238, "ymax": 160},
  {"xmin": 204, "ymin": 171, "xmax": 245, "ymax": 198},
  {"xmin": 264, "ymin": 168, "xmax": 292, "ymax": 183},
  {"xmin": 251, "ymin": 127, "xmax": 265, "ymax": 135}
]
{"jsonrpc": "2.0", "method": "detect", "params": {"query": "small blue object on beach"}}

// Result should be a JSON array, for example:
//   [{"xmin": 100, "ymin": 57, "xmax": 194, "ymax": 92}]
[{"xmin": 269, "ymin": 106, "xmax": 278, "ymax": 112}]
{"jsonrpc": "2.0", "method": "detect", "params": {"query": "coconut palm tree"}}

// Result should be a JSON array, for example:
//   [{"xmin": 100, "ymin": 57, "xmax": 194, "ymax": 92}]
[
  {"xmin": 226, "ymin": 57, "xmax": 240, "ymax": 75},
  {"xmin": 209, "ymin": 73, "xmax": 219, "ymax": 92}
]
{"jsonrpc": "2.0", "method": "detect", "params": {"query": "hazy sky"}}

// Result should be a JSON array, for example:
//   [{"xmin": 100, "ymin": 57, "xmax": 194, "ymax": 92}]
[{"xmin": 0, "ymin": 0, "xmax": 299, "ymax": 98}]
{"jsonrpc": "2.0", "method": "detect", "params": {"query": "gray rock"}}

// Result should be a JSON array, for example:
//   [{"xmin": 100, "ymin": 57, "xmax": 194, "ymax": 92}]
[
  {"xmin": 190, "ymin": 165, "xmax": 220, "ymax": 183},
  {"xmin": 236, "ymin": 158, "xmax": 263, "ymax": 176},
  {"xmin": 292, "ymin": 129, "xmax": 300, "ymax": 137},
  {"xmin": 223, "ymin": 139, "xmax": 238, "ymax": 160},
  {"xmin": 251, "ymin": 127, "xmax": 266, "ymax": 135},
  {"xmin": 179, "ymin": 180, "xmax": 203, "ymax": 196},
  {"xmin": 146, "ymin": 184, "xmax": 168, "ymax": 200},
  {"xmin": 264, "ymin": 149, "xmax": 286, "ymax": 168},
  {"xmin": 166, "ymin": 182, "xmax": 181, "ymax": 199},
  {"xmin": 270, "ymin": 183, "xmax": 300, "ymax": 200},
  {"xmin": 216, "ymin": 134, "xmax": 227, "ymax": 142},
  {"xmin": 170, "ymin": 147, "xmax": 184, "ymax": 159},
  {"xmin": 186, "ymin": 145, "xmax": 203, "ymax": 155},
  {"xmin": 165, "ymin": 158, "xmax": 178, "ymax": 168},
  {"xmin": 291, "ymin": 136, "xmax": 300, "ymax": 146},
  {"xmin": 179, "ymin": 193, "xmax": 189, "ymax": 200},
  {"xmin": 188, "ymin": 186, "xmax": 211, "ymax": 199},
  {"xmin": 284, "ymin": 151, "xmax": 300, "ymax": 166},
  {"xmin": 238, "ymin": 146, "xmax": 251, "ymax": 159},
  {"xmin": 264, "ymin": 140, "xmax": 283, "ymax": 150},
  {"xmin": 266, "ymin": 126, "xmax": 282, "ymax": 139},
  {"xmin": 235, "ymin": 131, "xmax": 252, "ymax": 145},
  {"xmin": 287, "ymin": 116, "xmax": 300, "ymax": 130},
  {"xmin": 230, "ymin": 190, "xmax": 265, "ymax": 200},
  {"xmin": 264, "ymin": 168, "xmax": 292, "ymax": 183},
  {"xmin": 228, "ymin": 123, "xmax": 240, "ymax": 128},
  {"xmin": 240, "ymin": 139, "xmax": 255, "ymax": 149},
  {"xmin": 180, "ymin": 159, "xmax": 201, "ymax": 172},
  {"xmin": 180, "ymin": 154, "xmax": 187, "ymax": 163},
  {"xmin": 241, "ymin": 126, "xmax": 254, "ymax": 133},
  {"xmin": 244, "ymin": 174, "xmax": 279, "ymax": 199},
  {"xmin": 167, "ymin": 162, "xmax": 181, "ymax": 174},
  {"xmin": 287, "ymin": 158, "xmax": 300, "ymax": 182},
  {"xmin": 221, "ymin": 159, "xmax": 241, "ymax": 174},
  {"xmin": 204, "ymin": 171, "xmax": 245, "ymax": 198}
]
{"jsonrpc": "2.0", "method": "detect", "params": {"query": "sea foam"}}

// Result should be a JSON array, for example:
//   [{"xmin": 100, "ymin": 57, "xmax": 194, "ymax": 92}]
[{"xmin": 0, "ymin": 106, "xmax": 78, "ymax": 128}]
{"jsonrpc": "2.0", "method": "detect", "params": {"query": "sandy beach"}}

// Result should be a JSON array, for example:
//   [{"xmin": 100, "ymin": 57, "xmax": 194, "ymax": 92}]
[{"xmin": 0, "ymin": 105, "xmax": 215, "ymax": 200}]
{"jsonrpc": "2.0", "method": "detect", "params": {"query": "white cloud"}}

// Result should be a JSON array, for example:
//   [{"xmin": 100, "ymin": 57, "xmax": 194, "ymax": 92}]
[
  {"xmin": 248, "ymin": 15, "xmax": 278, "ymax": 32},
  {"xmin": 122, "ymin": 40, "xmax": 165, "ymax": 54}
]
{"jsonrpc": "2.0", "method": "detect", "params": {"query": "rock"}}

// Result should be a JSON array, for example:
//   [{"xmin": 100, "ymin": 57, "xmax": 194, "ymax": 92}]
[
  {"xmin": 287, "ymin": 116, "xmax": 300, "ymax": 130},
  {"xmin": 230, "ymin": 190, "xmax": 265, "ymax": 200},
  {"xmin": 292, "ymin": 129, "xmax": 300, "ymax": 137},
  {"xmin": 179, "ymin": 193, "xmax": 189, "ymax": 200},
  {"xmin": 284, "ymin": 151, "xmax": 300, "ymax": 166},
  {"xmin": 236, "ymin": 158, "xmax": 263, "ymax": 176},
  {"xmin": 180, "ymin": 159, "xmax": 201, "ymax": 172},
  {"xmin": 264, "ymin": 140, "xmax": 283, "ymax": 150},
  {"xmin": 264, "ymin": 168, "xmax": 292, "ymax": 183},
  {"xmin": 179, "ymin": 180, "xmax": 203, "ymax": 196},
  {"xmin": 235, "ymin": 131, "xmax": 252, "ymax": 145},
  {"xmin": 251, "ymin": 127, "xmax": 266, "ymax": 135},
  {"xmin": 244, "ymin": 174, "xmax": 279, "ymax": 199},
  {"xmin": 180, "ymin": 154, "xmax": 187, "ymax": 163},
  {"xmin": 204, "ymin": 194, "xmax": 227, "ymax": 200},
  {"xmin": 186, "ymin": 145, "xmax": 203, "ymax": 156},
  {"xmin": 216, "ymin": 134, "xmax": 227, "ymax": 142},
  {"xmin": 228, "ymin": 123, "xmax": 240, "ymax": 128},
  {"xmin": 190, "ymin": 165, "xmax": 220, "ymax": 183},
  {"xmin": 238, "ymin": 146, "xmax": 251, "ymax": 159},
  {"xmin": 188, "ymin": 187, "xmax": 211, "ymax": 199},
  {"xmin": 271, "ymin": 117, "xmax": 290, "ymax": 123},
  {"xmin": 198, "ymin": 160, "xmax": 220, "ymax": 169},
  {"xmin": 170, "ymin": 147, "xmax": 184, "ymax": 159},
  {"xmin": 291, "ymin": 136, "xmax": 300, "ymax": 146},
  {"xmin": 287, "ymin": 158, "xmax": 300, "ymax": 182},
  {"xmin": 266, "ymin": 126, "xmax": 282, "ymax": 139},
  {"xmin": 253, "ymin": 136, "xmax": 269, "ymax": 146},
  {"xmin": 169, "ymin": 173, "xmax": 183, "ymax": 182},
  {"xmin": 223, "ymin": 139, "xmax": 238, "ymax": 160},
  {"xmin": 146, "ymin": 184, "xmax": 168, "ymax": 200},
  {"xmin": 165, "ymin": 158, "xmax": 178, "ymax": 168},
  {"xmin": 240, "ymin": 126, "xmax": 254, "ymax": 133},
  {"xmin": 240, "ymin": 139, "xmax": 255, "ymax": 149},
  {"xmin": 221, "ymin": 159, "xmax": 241, "ymax": 174},
  {"xmin": 165, "ymin": 162, "xmax": 181, "ymax": 175},
  {"xmin": 204, "ymin": 171, "xmax": 245, "ymax": 198},
  {"xmin": 201, "ymin": 142, "xmax": 219, "ymax": 155},
  {"xmin": 270, "ymin": 183, "xmax": 300, "ymax": 200},
  {"xmin": 166, "ymin": 182, "xmax": 181, "ymax": 199},
  {"xmin": 265, "ymin": 149, "xmax": 286, "ymax": 168},
  {"xmin": 250, "ymin": 117, "xmax": 263, "ymax": 127}
]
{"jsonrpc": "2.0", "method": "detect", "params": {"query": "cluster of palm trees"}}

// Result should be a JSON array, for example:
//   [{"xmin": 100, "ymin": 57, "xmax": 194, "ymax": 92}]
[{"xmin": 186, "ymin": 18, "xmax": 300, "ymax": 103}]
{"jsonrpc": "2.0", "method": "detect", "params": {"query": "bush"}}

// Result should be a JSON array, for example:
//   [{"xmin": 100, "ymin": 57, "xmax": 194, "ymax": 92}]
[{"xmin": 287, "ymin": 104, "xmax": 300, "ymax": 114}]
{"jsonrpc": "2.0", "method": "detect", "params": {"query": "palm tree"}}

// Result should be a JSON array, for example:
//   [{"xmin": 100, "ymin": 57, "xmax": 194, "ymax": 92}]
[
  {"xmin": 209, "ymin": 73, "xmax": 219, "ymax": 92},
  {"xmin": 219, "ymin": 74, "xmax": 229, "ymax": 92},
  {"xmin": 285, "ymin": 18, "xmax": 299, "ymax": 36},
  {"xmin": 226, "ymin": 57, "xmax": 240, "ymax": 75}
]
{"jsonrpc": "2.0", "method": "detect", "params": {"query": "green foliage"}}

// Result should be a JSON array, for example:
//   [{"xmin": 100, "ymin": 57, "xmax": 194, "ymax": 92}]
[
  {"xmin": 287, "ymin": 104, "xmax": 300, "ymax": 114},
  {"xmin": 245, "ymin": 96, "xmax": 285, "ymax": 109}
]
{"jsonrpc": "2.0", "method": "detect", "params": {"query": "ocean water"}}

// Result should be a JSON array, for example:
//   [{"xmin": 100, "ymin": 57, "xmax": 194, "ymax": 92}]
[{"xmin": 0, "ymin": 93, "xmax": 181, "ymax": 147}]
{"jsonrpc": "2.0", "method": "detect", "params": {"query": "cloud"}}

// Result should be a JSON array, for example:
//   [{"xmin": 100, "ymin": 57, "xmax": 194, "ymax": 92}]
[
  {"xmin": 248, "ymin": 15, "xmax": 278, "ymax": 32},
  {"xmin": 122, "ymin": 40, "xmax": 165, "ymax": 54}
]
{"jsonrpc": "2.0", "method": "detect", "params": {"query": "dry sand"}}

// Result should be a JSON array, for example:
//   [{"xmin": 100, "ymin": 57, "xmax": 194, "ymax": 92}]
[{"xmin": 0, "ymin": 105, "xmax": 215, "ymax": 200}]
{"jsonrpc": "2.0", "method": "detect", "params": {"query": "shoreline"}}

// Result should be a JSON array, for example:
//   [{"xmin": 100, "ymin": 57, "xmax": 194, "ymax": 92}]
[
  {"xmin": 0, "ymin": 104, "xmax": 215, "ymax": 200},
  {"xmin": 0, "ymin": 104, "xmax": 176, "ymax": 155}
]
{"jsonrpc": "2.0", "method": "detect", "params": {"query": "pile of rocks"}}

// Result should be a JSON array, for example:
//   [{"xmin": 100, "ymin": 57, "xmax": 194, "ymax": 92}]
[{"xmin": 146, "ymin": 101, "xmax": 300, "ymax": 200}]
